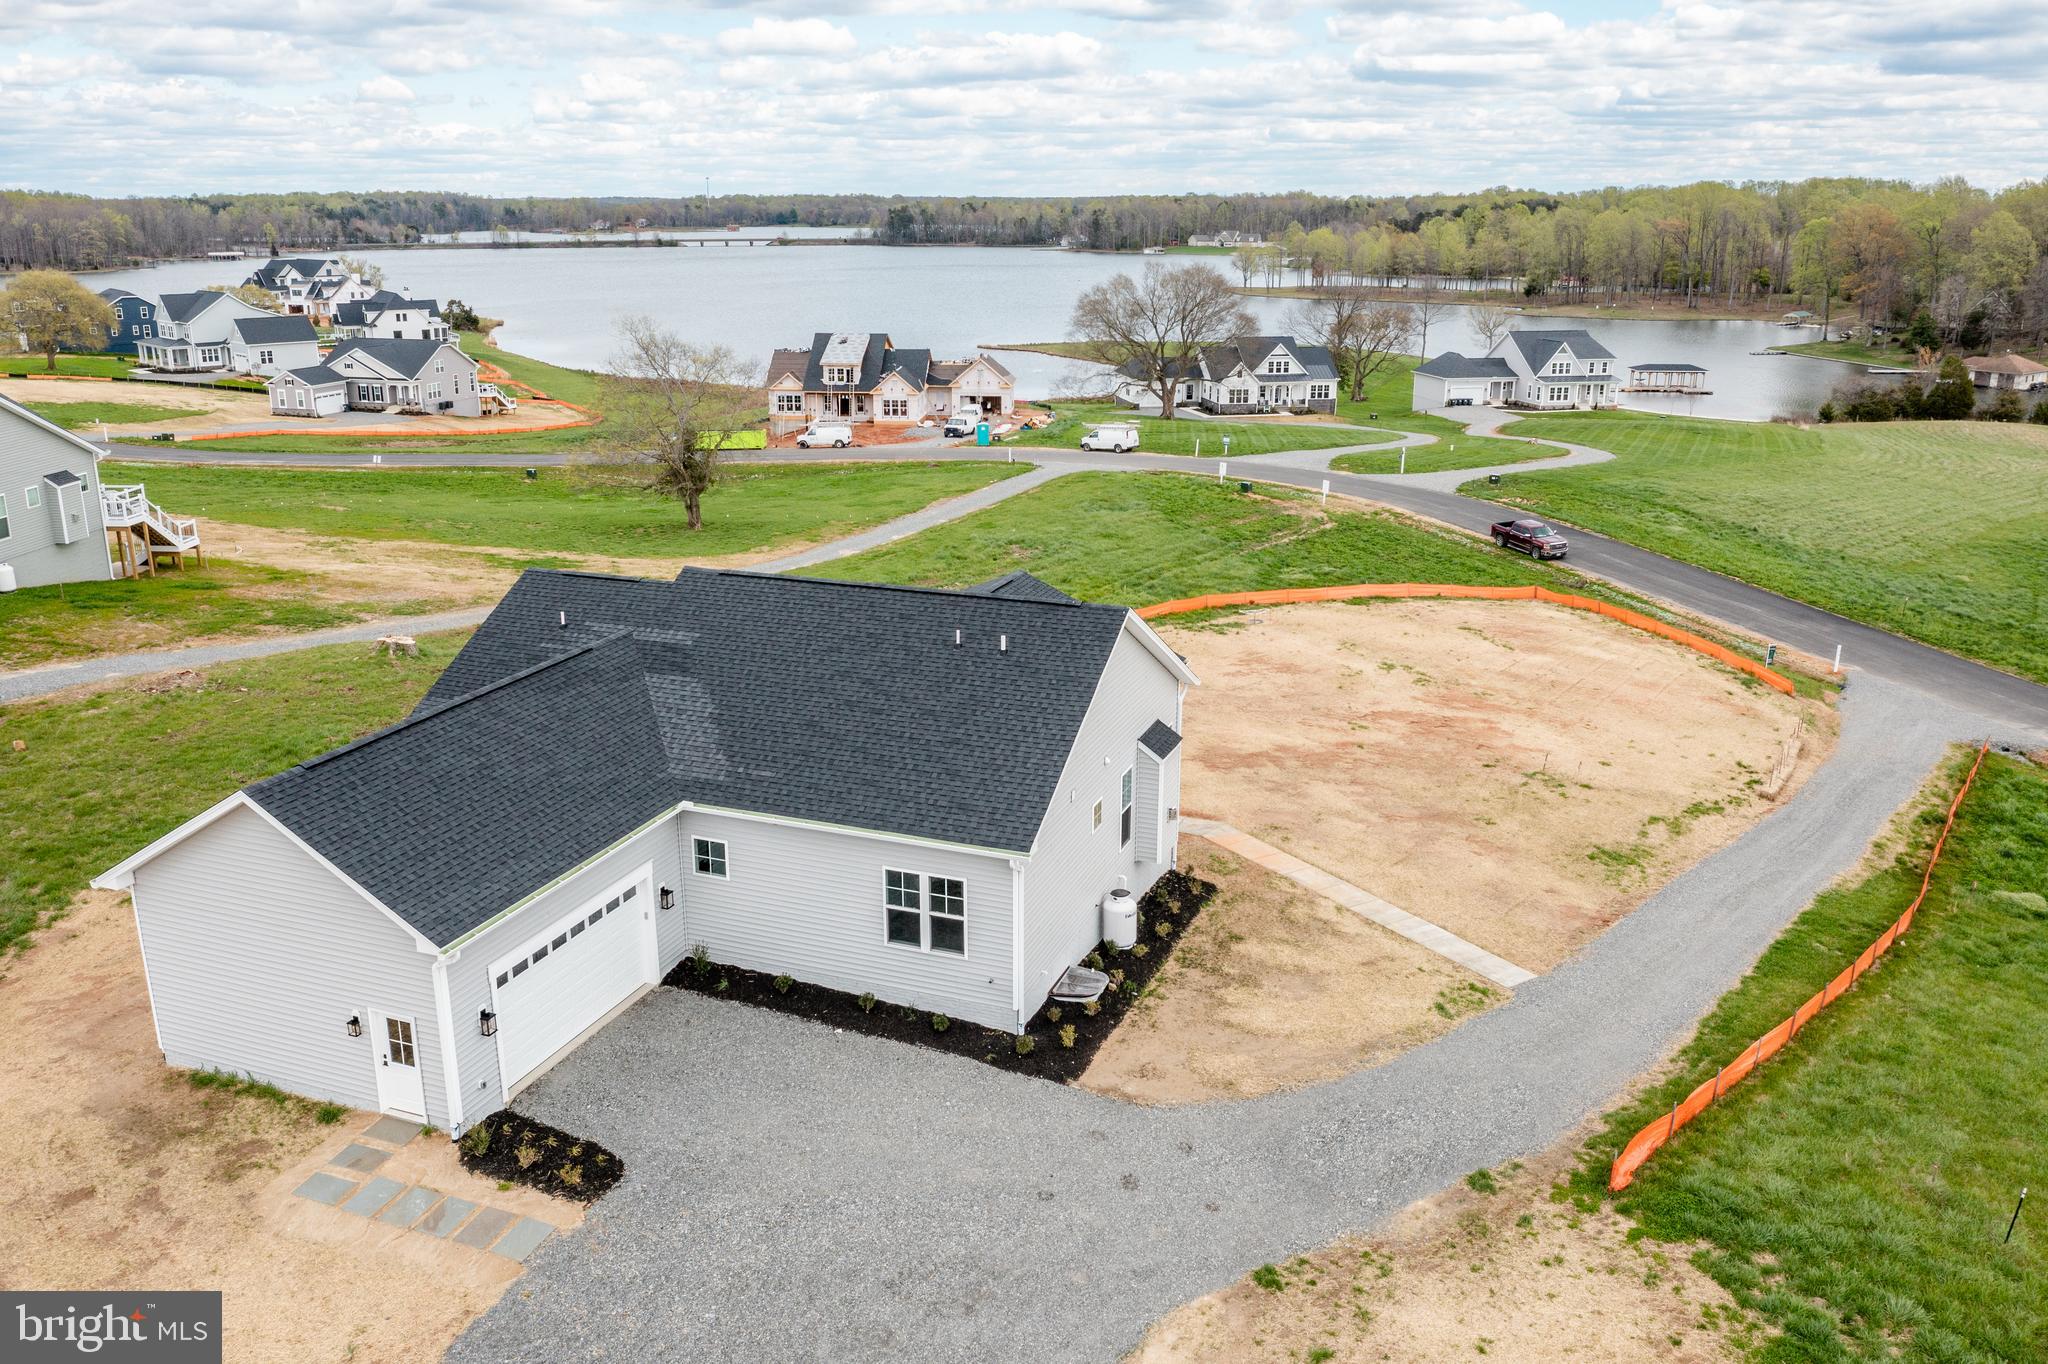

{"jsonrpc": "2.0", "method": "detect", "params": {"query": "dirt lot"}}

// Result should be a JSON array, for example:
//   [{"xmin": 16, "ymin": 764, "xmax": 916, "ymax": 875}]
[
  {"xmin": 0, "ymin": 891, "xmax": 578, "ymax": 1364},
  {"xmin": 1081, "ymin": 840, "xmax": 1491, "ymax": 1104},
  {"xmin": 1131, "ymin": 1131, "xmax": 1756, "ymax": 1364},
  {"xmin": 1166, "ymin": 600, "xmax": 1831, "ymax": 977}
]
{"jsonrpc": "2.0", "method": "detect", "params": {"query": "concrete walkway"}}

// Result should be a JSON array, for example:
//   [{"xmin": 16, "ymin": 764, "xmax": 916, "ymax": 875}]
[
  {"xmin": 755, "ymin": 462, "xmax": 1072, "ymax": 572},
  {"xmin": 1183, "ymin": 818, "xmax": 1537, "ymax": 987}
]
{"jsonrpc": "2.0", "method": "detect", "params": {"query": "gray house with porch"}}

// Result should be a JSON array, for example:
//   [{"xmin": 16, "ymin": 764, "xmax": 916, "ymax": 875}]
[{"xmin": 96, "ymin": 567, "xmax": 1196, "ymax": 1131}]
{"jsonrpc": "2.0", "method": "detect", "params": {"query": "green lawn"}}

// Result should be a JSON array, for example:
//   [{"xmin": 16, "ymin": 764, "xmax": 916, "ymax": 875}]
[
  {"xmin": 1328, "ymin": 357, "xmax": 1566, "ymax": 474},
  {"xmin": 103, "ymin": 458, "xmax": 1027, "ymax": 558},
  {"xmin": 23, "ymin": 399, "xmax": 202, "ymax": 430},
  {"xmin": 0, "ymin": 563, "xmax": 460, "ymax": 671},
  {"xmin": 1570, "ymin": 752, "xmax": 2048, "ymax": 1364},
  {"xmin": 1770, "ymin": 338, "xmax": 1918, "ymax": 367},
  {"xmin": 0, "ymin": 633, "xmax": 465, "ymax": 957},
  {"xmin": 0, "ymin": 352, "xmax": 137, "ymax": 378},
  {"xmin": 1015, "ymin": 402, "xmax": 1377, "ymax": 457},
  {"xmin": 1471, "ymin": 412, "xmax": 2048, "ymax": 682},
  {"xmin": 814, "ymin": 470, "xmax": 1562, "ymax": 603}
]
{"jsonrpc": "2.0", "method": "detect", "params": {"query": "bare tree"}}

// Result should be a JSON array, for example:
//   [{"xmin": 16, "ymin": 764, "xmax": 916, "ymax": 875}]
[
  {"xmin": 1070, "ymin": 262, "xmax": 1253, "ymax": 418},
  {"xmin": 1230, "ymin": 244, "xmax": 1261, "ymax": 288},
  {"xmin": 1, "ymin": 270, "xmax": 117, "ymax": 371},
  {"xmin": 1412, "ymin": 297, "xmax": 1453, "ymax": 360},
  {"xmin": 203, "ymin": 283, "xmax": 284, "ymax": 312},
  {"xmin": 341, "ymin": 255, "xmax": 386, "ymax": 289},
  {"xmin": 1467, "ymin": 303, "xmax": 1513, "ymax": 354},
  {"xmin": 598, "ymin": 315, "xmax": 762, "ymax": 530},
  {"xmin": 1291, "ymin": 289, "xmax": 1415, "ymax": 402}
]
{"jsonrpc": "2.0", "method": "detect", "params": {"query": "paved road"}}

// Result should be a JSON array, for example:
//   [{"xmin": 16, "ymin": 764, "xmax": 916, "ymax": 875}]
[{"xmin": 448, "ymin": 677, "xmax": 2039, "ymax": 1364}]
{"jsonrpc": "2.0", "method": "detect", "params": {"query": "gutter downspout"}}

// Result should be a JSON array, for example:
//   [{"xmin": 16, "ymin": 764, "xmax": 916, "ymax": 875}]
[
  {"xmin": 430, "ymin": 953, "xmax": 466, "ymax": 1135},
  {"xmin": 1010, "ymin": 856, "xmax": 1028, "ymax": 1031}
]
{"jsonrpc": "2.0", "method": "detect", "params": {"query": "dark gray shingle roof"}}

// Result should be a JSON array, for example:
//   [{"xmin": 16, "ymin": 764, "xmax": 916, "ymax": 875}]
[
  {"xmin": 1139, "ymin": 719, "xmax": 1181, "ymax": 759},
  {"xmin": 156, "ymin": 291, "xmax": 224, "ymax": 324},
  {"xmin": 325, "ymin": 337, "xmax": 463, "ymax": 380},
  {"xmin": 43, "ymin": 469, "xmax": 84, "ymax": 487},
  {"xmin": 1629, "ymin": 362, "xmax": 1706, "ymax": 372},
  {"xmin": 275, "ymin": 364, "xmax": 345, "ymax": 387},
  {"xmin": 1416, "ymin": 352, "xmax": 1517, "ymax": 380},
  {"xmin": 970, "ymin": 570, "xmax": 1079, "ymax": 604},
  {"xmin": 1507, "ymin": 328, "xmax": 1616, "ymax": 368},
  {"xmin": 232, "ymin": 314, "xmax": 318, "ymax": 344},
  {"xmin": 245, "ymin": 567, "xmax": 1143, "ymax": 944}
]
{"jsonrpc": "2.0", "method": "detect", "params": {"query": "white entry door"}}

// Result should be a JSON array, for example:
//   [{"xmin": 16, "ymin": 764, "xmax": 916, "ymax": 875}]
[
  {"xmin": 489, "ymin": 867, "xmax": 656, "ymax": 1095},
  {"xmin": 369, "ymin": 1009, "xmax": 427, "ymax": 1119}
]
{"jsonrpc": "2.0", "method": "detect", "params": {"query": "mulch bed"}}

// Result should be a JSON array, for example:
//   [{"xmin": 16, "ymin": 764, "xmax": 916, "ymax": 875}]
[
  {"xmin": 457, "ymin": 1109, "xmax": 623, "ymax": 1203},
  {"xmin": 663, "ymin": 866, "xmax": 1219, "ymax": 1083}
]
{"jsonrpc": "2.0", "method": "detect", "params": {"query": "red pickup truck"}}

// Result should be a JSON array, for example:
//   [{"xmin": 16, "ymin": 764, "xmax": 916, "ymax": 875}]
[{"xmin": 1491, "ymin": 517, "xmax": 1569, "ymax": 560}]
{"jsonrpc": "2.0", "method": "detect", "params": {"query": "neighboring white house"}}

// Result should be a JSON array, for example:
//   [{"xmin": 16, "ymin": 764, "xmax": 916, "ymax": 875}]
[
  {"xmin": 265, "ymin": 365, "xmax": 349, "ymax": 418},
  {"xmin": 245, "ymin": 257, "xmax": 355, "ymax": 315},
  {"xmin": 764, "ymin": 333, "xmax": 1015, "ymax": 433},
  {"xmin": 228, "ymin": 314, "xmax": 322, "ymax": 377},
  {"xmin": 0, "ymin": 394, "xmax": 200, "ymax": 586},
  {"xmin": 1114, "ymin": 334, "xmax": 1339, "ymax": 414},
  {"xmin": 1412, "ymin": 329, "xmax": 1621, "ymax": 411},
  {"xmin": 1962, "ymin": 353, "xmax": 2048, "ymax": 391},
  {"xmin": 136, "ymin": 290, "xmax": 279, "ymax": 373},
  {"xmin": 331, "ymin": 291, "xmax": 452, "ymax": 342},
  {"xmin": 95, "ymin": 567, "xmax": 1196, "ymax": 1132},
  {"xmin": 323, "ymin": 337, "xmax": 484, "ymax": 416}
]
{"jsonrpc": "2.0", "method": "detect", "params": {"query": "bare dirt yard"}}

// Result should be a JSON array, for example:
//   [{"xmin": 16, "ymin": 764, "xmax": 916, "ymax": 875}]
[
  {"xmin": 1082, "ymin": 840, "xmax": 1492, "ymax": 1104},
  {"xmin": 1131, "ymin": 1129, "xmax": 1758, "ymax": 1364},
  {"xmin": 0, "ymin": 374, "xmax": 270, "ymax": 431},
  {"xmin": 0, "ymin": 891, "xmax": 579, "ymax": 1364},
  {"xmin": 1168, "ymin": 599, "xmax": 1831, "ymax": 977}
]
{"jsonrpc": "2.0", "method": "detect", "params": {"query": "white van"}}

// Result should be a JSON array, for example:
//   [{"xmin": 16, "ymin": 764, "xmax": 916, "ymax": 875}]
[
  {"xmin": 797, "ymin": 421, "xmax": 854, "ymax": 449},
  {"xmin": 1078, "ymin": 421, "xmax": 1140, "ymax": 453}
]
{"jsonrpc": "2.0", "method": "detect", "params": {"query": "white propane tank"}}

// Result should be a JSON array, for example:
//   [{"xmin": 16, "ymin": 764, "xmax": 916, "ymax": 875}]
[
  {"xmin": 1101, "ymin": 887, "xmax": 1138, "ymax": 949},
  {"xmin": 0, "ymin": 563, "xmax": 16, "ymax": 593}
]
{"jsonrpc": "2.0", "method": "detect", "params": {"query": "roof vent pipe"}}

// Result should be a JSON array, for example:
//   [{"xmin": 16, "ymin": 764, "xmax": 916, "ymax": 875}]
[
  {"xmin": 559, "ymin": 610, "xmax": 567, "ymax": 628},
  {"xmin": 999, "ymin": 634, "xmax": 1009, "ymax": 654},
  {"xmin": 953, "ymin": 628, "xmax": 962, "ymax": 647}
]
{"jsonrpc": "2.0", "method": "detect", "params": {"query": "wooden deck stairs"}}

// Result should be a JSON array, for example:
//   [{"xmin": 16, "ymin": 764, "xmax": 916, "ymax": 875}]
[{"xmin": 101, "ymin": 483, "xmax": 203, "ymax": 578}]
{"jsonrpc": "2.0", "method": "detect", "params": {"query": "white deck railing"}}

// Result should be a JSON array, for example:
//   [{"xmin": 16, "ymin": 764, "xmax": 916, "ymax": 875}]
[{"xmin": 102, "ymin": 483, "xmax": 200, "ymax": 549}]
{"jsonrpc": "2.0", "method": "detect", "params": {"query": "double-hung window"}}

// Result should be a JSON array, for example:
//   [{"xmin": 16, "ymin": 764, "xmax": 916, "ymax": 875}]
[
  {"xmin": 1120, "ymin": 768, "xmax": 1135, "ymax": 846},
  {"xmin": 885, "ymin": 871, "xmax": 966, "ymax": 955},
  {"xmin": 0, "ymin": 493, "xmax": 9, "ymax": 541},
  {"xmin": 693, "ymin": 837, "xmax": 728, "ymax": 877},
  {"xmin": 774, "ymin": 392, "xmax": 804, "ymax": 413},
  {"xmin": 881, "ymin": 397, "xmax": 908, "ymax": 418}
]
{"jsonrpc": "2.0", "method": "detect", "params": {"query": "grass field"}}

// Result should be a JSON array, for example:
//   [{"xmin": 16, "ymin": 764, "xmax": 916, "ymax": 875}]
[
  {"xmin": 1569, "ymin": 751, "xmax": 2048, "ymax": 1363},
  {"xmin": 1014, "ymin": 401, "xmax": 1375, "ymax": 457},
  {"xmin": 1328, "ymin": 357, "xmax": 1566, "ymax": 474},
  {"xmin": 815, "ymin": 470, "xmax": 1562, "ymax": 603},
  {"xmin": 0, "ymin": 563, "xmax": 457, "ymax": 670},
  {"xmin": 0, "ymin": 352, "xmax": 138, "ymax": 378},
  {"xmin": 0, "ymin": 633, "xmax": 464, "ymax": 958},
  {"xmin": 1770, "ymin": 338, "xmax": 1919, "ymax": 367},
  {"xmin": 102, "ymin": 458, "xmax": 1026, "ymax": 558},
  {"xmin": 23, "ymin": 399, "xmax": 202, "ymax": 430},
  {"xmin": 1473, "ymin": 412, "xmax": 2048, "ymax": 682}
]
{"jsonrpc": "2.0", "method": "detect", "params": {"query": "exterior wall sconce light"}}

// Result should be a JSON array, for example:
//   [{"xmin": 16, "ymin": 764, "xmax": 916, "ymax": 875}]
[
  {"xmin": 346, "ymin": 1014, "xmax": 363, "ymax": 1037},
  {"xmin": 660, "ymin": 885, "xmax": 675, "ymax": 911},
  {"xmin": 479, "ymin": 1008, "xmax": 498, "ymax": 1037}
]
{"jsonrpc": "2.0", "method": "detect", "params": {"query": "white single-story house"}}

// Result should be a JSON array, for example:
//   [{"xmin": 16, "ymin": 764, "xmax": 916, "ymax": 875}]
[
  {"xmin": 1413, "ymin": 329, "xmax": 1621, "ymax": 410},
  {"xmin": 1962, "ymin": 353, "xmax": 2047, "ymax": 391},
  {"xmin": 764, "ymin": 333, "xmax": 1015, "ymax": 434},
  {"xmin": 95, "ymin": 567, "xmax": 1195, "ymax": 1131},
  {"xmin": 229, "ymin": 314, "xmax": 322, "ymax": 377},
  {"xmin": 266, "ymin": 365, "xmax": 349, "ymax": 418},
  {"xmin": 1113, "ymin": 335, "xmax": 1339, "ymax": 415},
  {"xmin": 0, "ymin": 394, "xmax": 200, "ymax": 585},
  {"xmin": 136, "ymin": 290, "xmax": 280, "ymax": 373}
]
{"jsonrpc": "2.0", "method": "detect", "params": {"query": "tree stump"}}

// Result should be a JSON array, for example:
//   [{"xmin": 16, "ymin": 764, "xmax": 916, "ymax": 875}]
[{"xmin": 373, "ymin": 635, "xmax": 419, "ymax": 659}]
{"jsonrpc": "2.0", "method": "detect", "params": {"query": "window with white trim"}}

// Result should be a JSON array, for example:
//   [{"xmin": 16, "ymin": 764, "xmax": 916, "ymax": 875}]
[
  {"xmin": 258, "ymin": 348, "xmax": 274, "ymax": 366},
  {"xmin": 885, "ymin": 870, "xmax": 965, "ymax": 955},
  {"xmin": 1120, "ymin": 768, "xmax": 1135, "ymax": 846},
  {"xmin": 1309, "ymin": 383, "xmax": 1332, "ymax": 400},
  {"xmin": 774, "ymin": 392, "xmax": 804, "ymax": 413},
  {"xmin": 1227, "ymin": 386, "xmax": 1250, "ymax": 405},
  {"xmin": 1264, "ymin": 357, "xmax": 1289, "ymax": 374},
  {"xmin": 24, "ymin": 484, "xmax": 41, "ymax": 511},
  {"xmin": 0, "ymin": 493, "xmax": 9, "ymax": 541},
  {"xmin": 881, "ymin": 398, "xmax": 908, "ymax": 418},
  {"xmin": 693, "ymin": 837, "xmax": 728, "ymax": 877},
  {"xmin": 825, "ymin": 365, "xmax": 856, "ymax": 384},
  {"xmin": 1092, "ymin": 798, "xmax": 1104, "ymax": 831}
]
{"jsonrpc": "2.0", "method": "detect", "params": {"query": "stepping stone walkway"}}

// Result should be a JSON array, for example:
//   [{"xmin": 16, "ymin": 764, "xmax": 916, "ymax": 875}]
[{"xmin": 288, "ymin": 1119, "xmax": 556, "ymax": 1262}]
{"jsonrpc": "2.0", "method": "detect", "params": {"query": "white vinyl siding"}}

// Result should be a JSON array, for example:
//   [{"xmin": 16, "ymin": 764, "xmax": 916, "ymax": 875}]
[
  {"xmin": 677, "ymin": 811, "xmax": 1014, "ymax": 1030},
  {"xmin": 0, "ymin": 404, "xmax": 112, "ymax": 587},
  {"xmin": 127, "ymin": 804, "xmax": 447, "ymax": 1123}
]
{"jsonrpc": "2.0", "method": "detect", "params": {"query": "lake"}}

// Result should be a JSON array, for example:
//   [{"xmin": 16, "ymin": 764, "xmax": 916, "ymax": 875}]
[{"xmin": 91, "ymin": 245, "xmax": 1874, "ymax": 421}]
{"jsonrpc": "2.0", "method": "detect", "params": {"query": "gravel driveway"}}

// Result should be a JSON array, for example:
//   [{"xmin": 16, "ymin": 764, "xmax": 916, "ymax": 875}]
[{"xmin": 448, "ymin": 676, "xmax": 2037, "ymax": 1364}]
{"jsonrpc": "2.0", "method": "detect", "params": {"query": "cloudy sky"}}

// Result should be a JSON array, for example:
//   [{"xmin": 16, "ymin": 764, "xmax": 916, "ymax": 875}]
[{"xmin": 3, "ymin": 0, "xmax": 2043, "ymax": 197}]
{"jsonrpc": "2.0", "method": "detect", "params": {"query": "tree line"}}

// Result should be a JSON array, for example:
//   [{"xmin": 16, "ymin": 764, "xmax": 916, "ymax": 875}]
[{"xmin": 6, "ymin": 179, "xmax": 2047, "ymax": 344}]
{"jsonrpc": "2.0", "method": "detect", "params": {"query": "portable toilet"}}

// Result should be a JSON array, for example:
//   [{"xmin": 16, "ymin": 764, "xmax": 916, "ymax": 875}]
[{"xmin": 975, "ymin": 420, "xmax": 991, "ymax": 447}]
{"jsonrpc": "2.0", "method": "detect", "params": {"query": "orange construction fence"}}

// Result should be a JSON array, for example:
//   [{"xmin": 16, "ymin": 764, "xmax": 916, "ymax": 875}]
[
  {"xmin": 1137, "ymin": 583, "xmax": 1797, "ymax": 695},
  {"xmin": 1606, "ymin": 739, "xmax": 1991, "ymax": 1191}
]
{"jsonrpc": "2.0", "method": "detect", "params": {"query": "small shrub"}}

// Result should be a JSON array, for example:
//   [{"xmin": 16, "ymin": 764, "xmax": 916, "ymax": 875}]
[
  {"xmin": 1083, "ymin": 999, "xmax": 1101, "ymax": 1017},
  {"xmin": 1084, "ymin": 951, "xmax": 1104, "ymax": 969},
  {"xmin": 931, "ymin": 1013, "xmax": 952, "ymax": 1033},
  {"xmin": 1015, "ymin": 1035, "xmax": 1036, "ymax": 1056},
  {"xmin": 461, "ymin": 1122, "xmax": 493, "ymax": 1158},
  {"xmin": 1251, "ymin": 1263, "xmax": 1287, "ymax": 1292},
  {"xmin": 773, "ymin": 973, "xmax": 794, "ymax": 995},
  {"xmin": 1059, "ymin": 1024, "xmax": 1077, "ymax": 1049},
  {"xmin": 689, "ymin": 944, "xmax": 711, "ymax": 976},
  {"xmin": 1154, "ymin": 919, "xmax": 1174, "ymax": 938},
  {"xmin": 558, "ymin": 1163, "xmax": 583, "ymax": 1188},
  {"xmin": 715, "ymin": 976, "xmax": 729, "ymax": 993},
  {"xmin": 1132, "ymin": 943, "xmax": 1149, "ymax": 958},
  {"xmin": 1046, "ymin": 1006, "xmax": 1062, "ymax": 1023},
  {"xmin": 515, "ymin": 1143, "xmax": 542, "ymax": 1170},
  {"xmin": 859, "ymin": 991, "xmax": 877, "ymax": 1012}
]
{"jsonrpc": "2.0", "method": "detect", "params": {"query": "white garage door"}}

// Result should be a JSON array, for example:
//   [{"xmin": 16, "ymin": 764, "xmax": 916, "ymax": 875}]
[
  {"xmin": 314, "ymin": 390, "xmax": 344, "ymax": 417},
  {"xmin": 489, "ymin": 867, "xmax": 654, "ymax": 1089}
]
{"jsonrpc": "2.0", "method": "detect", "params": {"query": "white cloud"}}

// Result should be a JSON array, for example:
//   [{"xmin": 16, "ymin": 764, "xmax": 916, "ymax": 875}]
[
  {"xmin": 714, "ymin": 17, "xmax": 857, "ymax": 56},
  {"xmin": 357, "ymin": 75, "xmax": 416, "ymax": 102}
]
